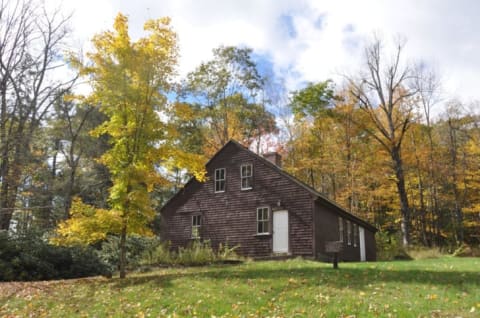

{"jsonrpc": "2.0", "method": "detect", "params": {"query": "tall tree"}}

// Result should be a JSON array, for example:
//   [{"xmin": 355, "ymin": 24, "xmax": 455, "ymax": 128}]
[
  {"xmin": 0, "ymin": 0, "xmax": 73, "ymax": 230},
  {"xmin": 182, "ymin": 46, "xmax": 277, "ymax": 155},
  {"xmin": 288, "ymin": 81, "xmax": 336, "ymax": 192},
  {"xmin": 441, "ymin": 101, "xmax": 471, "ymax": 244},
  {"xmin": 48, "ymin": 94, "xmax": 101, "ymax": 218},
  {"xmin": 348, "ymin": 37, "xmax": 418, "ymax": 246},
  {"xmin": 53, "ymin": 14, "xmax": 205, "ymax": 278},
  {"xmin": 414, "ymin": 68, "xmax": 442, "ymax": 245}
]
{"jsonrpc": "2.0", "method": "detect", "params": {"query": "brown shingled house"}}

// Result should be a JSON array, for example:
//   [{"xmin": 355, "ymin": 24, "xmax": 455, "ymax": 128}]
[{"xmin": 161, "ymin": 140, "xmax": 377, "ymax": 261}]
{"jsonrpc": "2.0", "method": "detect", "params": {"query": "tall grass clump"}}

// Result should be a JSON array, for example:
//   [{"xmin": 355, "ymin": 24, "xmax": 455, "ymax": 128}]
[
  {"xmin": 406, "ymin": 246, "xmax": 445, "ymax": 259},
  {"xmin": 176, "ymin": 240, "xmax": 217, "ymax": 265},
  {"xmin": 139, "ymin": 240, "xmax": 242, "ymax": 267}
]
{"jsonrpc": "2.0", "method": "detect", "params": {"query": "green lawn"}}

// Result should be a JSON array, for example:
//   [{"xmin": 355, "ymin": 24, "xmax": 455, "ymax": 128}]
[{"xmin": 1, "ymin": 257, "xmax": 479, "ymax": 317}]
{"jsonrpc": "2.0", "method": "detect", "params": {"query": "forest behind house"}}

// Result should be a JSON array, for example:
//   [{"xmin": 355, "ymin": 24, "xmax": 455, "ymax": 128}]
[{"xmin": 0, "ymin": 0, "xmax": 479, "ymax": 280}]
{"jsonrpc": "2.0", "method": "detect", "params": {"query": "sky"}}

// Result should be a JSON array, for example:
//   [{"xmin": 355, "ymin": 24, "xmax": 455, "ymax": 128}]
[{"xmin": 50, "ymin": 0, "xmax": 480, "ymax": 110}]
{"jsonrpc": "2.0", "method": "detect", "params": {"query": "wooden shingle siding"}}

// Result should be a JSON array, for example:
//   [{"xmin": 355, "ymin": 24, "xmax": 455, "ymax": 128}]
[
  {"xmin": 161, "ymin": 140, "xmax": 376, "ymax": 261},
  {"xmin": 162, "ymin": 142, "xmax": 314, "ymax": 258},
  {"xmin": 314, "ymin": 200, "xmax": 376, "ymax": 261},
  {"xmin": 364, "ymin": 230, "xmax": 377, "ymax": 261}
]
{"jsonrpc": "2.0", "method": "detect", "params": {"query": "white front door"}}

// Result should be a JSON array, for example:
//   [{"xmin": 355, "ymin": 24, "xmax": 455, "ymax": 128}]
[
  {"xmin": 359, "ymin": 226, "xmax": 366, "ymax": 261},
  {"xmin": 273, "ymin": 210, "xmax": 289, "ymax": 253}
]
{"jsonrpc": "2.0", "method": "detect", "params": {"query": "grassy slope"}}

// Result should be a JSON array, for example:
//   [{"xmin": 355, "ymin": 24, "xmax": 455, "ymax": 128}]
[{"xmin": 1, "ymin": 257, "xmax": 479, "ymax": 317}]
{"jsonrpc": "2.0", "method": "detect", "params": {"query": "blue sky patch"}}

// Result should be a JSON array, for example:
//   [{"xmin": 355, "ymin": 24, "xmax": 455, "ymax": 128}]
[
  {"xmin": 314, "ymin": 13, "xmax": 327, "ymax": 30},
  {"xmin": 343, "ymin": 24, "xmax": 355, "ymax": 33},
  {"xmin": 278, "ymin": 14, "xmax": 297, "ymax": 39},
  {"xmin": 251, "ymin": 52, "xmax": 288, "ymax": 114}
]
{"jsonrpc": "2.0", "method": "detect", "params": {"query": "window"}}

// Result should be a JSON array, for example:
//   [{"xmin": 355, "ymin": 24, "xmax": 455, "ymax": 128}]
[
  {"xmin": 241, "ymin": 164, "xmax": 253, "ymax": 190},
  {"xmin": 347, "ymin": 220, "xmax": 352, "ymax": 246},
  {"xmin": 338, "ymin": 217, "xmax": 344, "ymax": 242},
  {"xmin": 257, "ymin": 207, "xmax": 270, "ymax": 234},
  {"xmin": 192, "ymin": 215, "xmax": 202, "ymax": 239},
  {"xmin": 353, "ymin": 223, "xmax": 358, "ymax": 247},
  {"xmin": 215, "ymin": 168, "xmax": 226, "ymax": 192}
]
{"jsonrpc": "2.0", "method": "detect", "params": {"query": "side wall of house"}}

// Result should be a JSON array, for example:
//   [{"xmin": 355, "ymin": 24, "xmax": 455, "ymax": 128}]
[
  {"xmin": 161, "ymin": 143, "xmax": 314, "ymax": 258},
  {"xmin": 314, "ymin": 201, "xmax": 340, "ymax": 261},
  {"xmin": 365, "ymin": 230, "xmax": 376, "ymax": 261},
  {"xmin": 315, "ymin": 201, "xmax": 376, "ymax": 261}
]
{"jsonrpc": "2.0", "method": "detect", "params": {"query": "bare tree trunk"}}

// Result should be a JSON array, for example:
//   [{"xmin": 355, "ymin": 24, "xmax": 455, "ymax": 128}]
[
  {"xmin": 309, "ymin": 167, "xmax": 315, "ymax": 188},
  {"xmin": 0, "ymin": 81, "xmax": 10, "ymax": 229},
  {"xmin": 348, "ymin": 37, "xmax": 418, "ymax": 247},
  {"xmin": 427, "ymin": 135, "xmax": 441, "ymax": 246},
  {"xmin": 119, "ymin": 222, "xmax": 127, "ymax": 279},
  {"xmin": 447, "ymin": 118, "xmax": 464, "ymax": 243},
  {"xmin": 64, "ymin": 168, "xmax": 76, "ymax": 219},
  {"xmin": 411, "ymin": 133, "xmax": 428, "ymax": 245},
  {"xmin": 416, "ymin": 67, "xmax": 441, "ymax": 246},
  {"xmin": 43, "ymin": 138, "xmax": 59, "ymax": 227},
  {"xmin": 391, "ymin": 146, "xmax": 411, "ymax": 246},
  {"xmin": 0, "ymin": 0, "xmax": 72, "ymax": 230}
]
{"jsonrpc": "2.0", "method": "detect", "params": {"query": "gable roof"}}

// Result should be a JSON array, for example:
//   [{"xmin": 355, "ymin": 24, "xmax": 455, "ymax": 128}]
[{"xmin": 162, "ymin": 139, "xmax": 377, "ymax": 232}]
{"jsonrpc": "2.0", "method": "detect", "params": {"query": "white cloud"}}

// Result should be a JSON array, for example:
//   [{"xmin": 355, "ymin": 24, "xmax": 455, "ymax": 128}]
[{"xmin": 50, "ymin": 0, "xmax": 480, "ymax": 104}]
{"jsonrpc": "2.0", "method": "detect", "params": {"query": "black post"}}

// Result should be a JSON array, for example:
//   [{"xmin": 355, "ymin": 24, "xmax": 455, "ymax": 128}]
[{"xmin": 333, "ymin": 252, "xmax": 339, "ymax": 269}]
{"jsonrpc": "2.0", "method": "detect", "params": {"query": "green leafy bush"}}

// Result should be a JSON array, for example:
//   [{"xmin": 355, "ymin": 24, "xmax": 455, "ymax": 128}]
[
  {"xmin": 139, "ymin": 241, "xmax": 173, "ymax": 266},
  {"xmin": 0, "ymin": 231, "xmax": 109, "ymax": 281},
  {"xmin": 375, "ymin": 231, "xmax": 411, "ymax": 261},
  {"xmin": 98, "ymin": 235, "xmax": 161, "ymax": 271}
]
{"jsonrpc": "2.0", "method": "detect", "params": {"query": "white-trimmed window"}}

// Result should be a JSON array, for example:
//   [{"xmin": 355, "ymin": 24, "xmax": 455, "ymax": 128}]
[
  {"xmin": 192, "ymin": 215, "xmax": 202, "ymax": 239},
  {"xmin": 338, "ymin": 217, "xmax": 344, "ymax": 242},
  {"xmin": 347, "ymin": 220, "xmax": 352, "ymax": 246},
  {"xmin": 257, "ymin": 207, "xmax": 270, "ymax": 234},
  {"xmin": 353, "ymin": 223, "xmax": 358, "ymax": 247},
  {"xmin": 215, "ymin": 168, "xmax": 226, "ymax": 192},
  {"xmin": 241, "ymin": 164, "xmax": 253, "ymax": 190}
]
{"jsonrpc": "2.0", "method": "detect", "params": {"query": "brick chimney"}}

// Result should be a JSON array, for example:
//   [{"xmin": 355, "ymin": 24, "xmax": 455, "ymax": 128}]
[{"xmin": 263, "ymin": 152, "xmax": 282, "ymax": 168}]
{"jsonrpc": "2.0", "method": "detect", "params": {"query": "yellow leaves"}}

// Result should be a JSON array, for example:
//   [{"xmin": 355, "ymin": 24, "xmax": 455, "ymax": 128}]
[
  {"xmin": 53, "ymin": 13, "xmax": 204, "ymax": 254},
  {"xmin": 51, "ymin": 198, "xmax": 122, "ymax": 246},
  {"xmin": 113, "ymin": 13, "xmax": 129, "ymax": 34},
  {"xmin": 287, "ymin": 277, "xmax": 298, "ymax": 285},
  {"xmin": 173, "ymin": 102, "xmax": 197, "ymax": 121},
  {"xmin": 51, "ymin": 196, "xmax": 156, "ymax": 247},
  {"xmin": 159, "ymin": 145, "xmax": 207, "ymax": 182}
]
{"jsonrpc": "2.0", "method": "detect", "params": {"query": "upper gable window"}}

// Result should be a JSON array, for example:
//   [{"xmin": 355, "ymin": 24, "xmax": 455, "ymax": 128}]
[
  {"xmin": 241, "ymin": 164, "xmax": 253, "ymax": 190},
  {"xmin": 215, "ymin": 168, "xmax": 226, "ymax": 193}
]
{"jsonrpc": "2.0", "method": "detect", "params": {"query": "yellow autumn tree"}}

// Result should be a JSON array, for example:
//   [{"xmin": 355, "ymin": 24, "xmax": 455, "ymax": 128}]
[{"xmin": 52, "ymin": 13, "xmax": 205, "ymax": 278}]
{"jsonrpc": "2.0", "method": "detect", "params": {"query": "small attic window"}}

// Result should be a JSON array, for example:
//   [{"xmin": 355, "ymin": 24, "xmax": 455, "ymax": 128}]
[{"xmin": 215, "ymin": 168, "xmax": 226, "ymax": 193}]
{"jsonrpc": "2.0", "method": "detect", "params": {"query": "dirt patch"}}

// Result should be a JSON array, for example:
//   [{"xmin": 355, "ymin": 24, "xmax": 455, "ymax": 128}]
[{"xmin": 0, "ymin": 276, "xmax": 107, "ymax": 300}]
